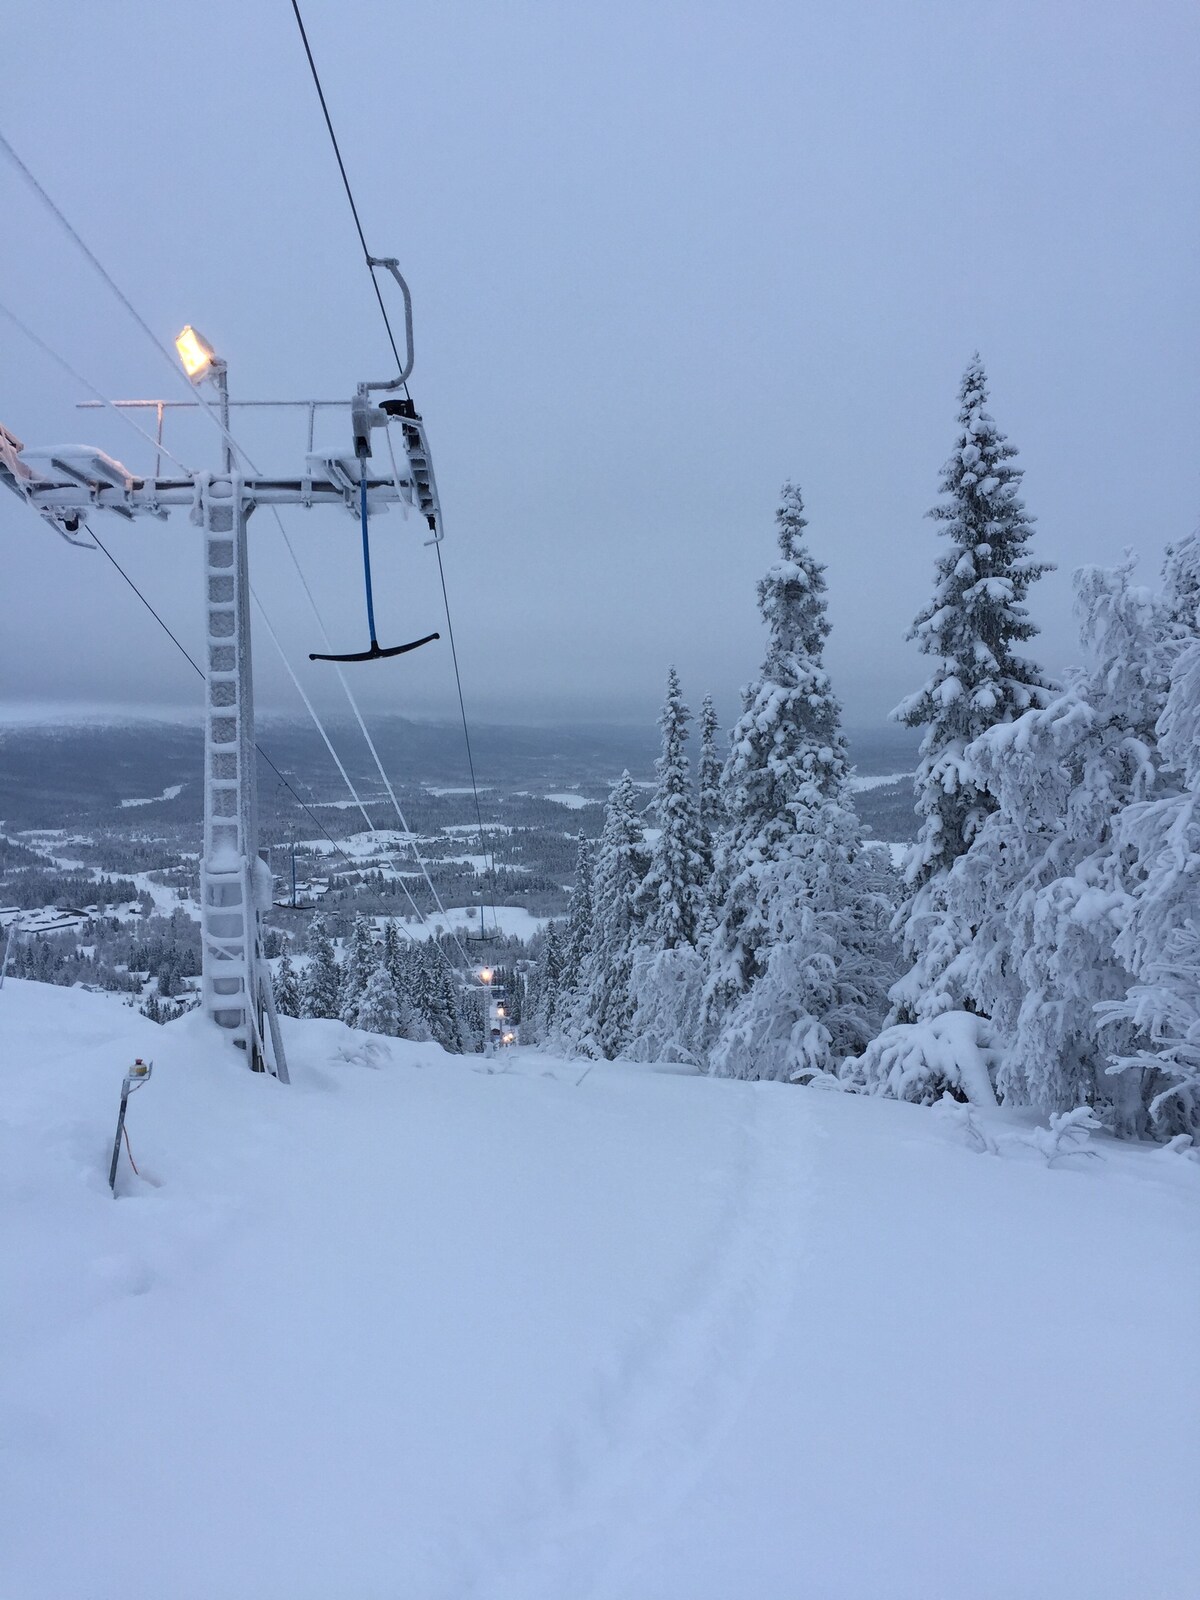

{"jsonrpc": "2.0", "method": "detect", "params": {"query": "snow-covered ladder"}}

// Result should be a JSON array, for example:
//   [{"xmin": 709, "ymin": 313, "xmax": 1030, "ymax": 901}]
[{"xmin": 198, "ymin": 476, "xmax": 285, "ymax": 1078}]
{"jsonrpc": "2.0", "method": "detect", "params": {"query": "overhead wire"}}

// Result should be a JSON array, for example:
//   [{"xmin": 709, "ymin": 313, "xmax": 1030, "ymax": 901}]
[
  {"xmin": 0, "ymin": 129, "xmax": 251, "ymax": 475},
  {"xmin": 285, "ymin": 0, "xmax": 502, "ymax": 943},
  {"xmin": 286, "ymin": 0, "xmax": 407, "ymax": 384},
  {"xmin": 0, "ymin": 153, "xmax": 472, "ymax": 964},
  {"xmin": 0, "ymin": 298, "xmax": 196, "ymax": 476},
  {"xmin": 87, "ymin": 528, "xmax": 391, "ymax": 892},
  {"xmin": 0, "ymin": 296, "xmax": 395, "ymax": 887}
]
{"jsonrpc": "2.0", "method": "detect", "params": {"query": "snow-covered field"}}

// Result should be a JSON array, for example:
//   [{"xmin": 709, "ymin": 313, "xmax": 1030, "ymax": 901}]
[
  {"xmin": 120, "ymin": 783, "xmax": 185, "ymax": 808},
  {"xmin": 405, "ymin": 903, "xmax": 547, "ymax": 942},
  {"xmin": 1, "ymin": 978, "xmax": 1196, "ymax": 1600},
  {"xmin": 848, "ymin": 770, "xmax": 909, "ymax": 792}
]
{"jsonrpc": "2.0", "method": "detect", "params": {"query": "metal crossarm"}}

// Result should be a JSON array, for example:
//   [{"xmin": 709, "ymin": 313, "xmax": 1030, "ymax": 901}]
[{"xmin": 0, "ymin": 392, "xmax": 423, "ymax": 1080}]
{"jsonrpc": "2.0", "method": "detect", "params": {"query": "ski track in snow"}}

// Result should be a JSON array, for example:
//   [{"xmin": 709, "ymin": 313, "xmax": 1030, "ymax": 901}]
[{"xmin": 447, "ymin": 1082, "xmax": 814, "ymax": 1600}]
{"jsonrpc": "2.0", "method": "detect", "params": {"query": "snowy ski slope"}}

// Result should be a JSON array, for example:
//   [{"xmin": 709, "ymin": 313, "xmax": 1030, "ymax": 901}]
[{"xmin": 1, "ymin": 979, "xmax": 1196, "ymax": 1599}]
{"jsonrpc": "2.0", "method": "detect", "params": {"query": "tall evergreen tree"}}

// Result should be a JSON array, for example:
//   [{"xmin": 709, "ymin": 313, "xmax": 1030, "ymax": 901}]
[
  {"xmin": 301, "ymin": 914, "xmax": 340, "ymax": 1020},
  {"xmin": 419, "ymin": 947, "xmax": 467, "ymax": 1053},
  {"xmin": 578, "ymin": 772, "xmax": 650, "ymax": 1057},
  {"xmin": 560, "ymin": 835, "xmax": 594, "ymax": 996},
  {"xmin": 637, "ymin": 667, "xmax": 707, "ymax": 951},
  {"xmin": 355, "ymin": 962, "xmax": 403, "ymax": 1037},
  {"xmin": 531, "ymin": 922, "xmax": 566, "ymax": 1041},
  {"xmin": 338, "ymin": 914, "xmax": 377, "ymax": 1025},
  {"xmin": 703, "ymin": 484, "xmax": 893, "ymax": 1079},
  {"xmin": 696, "ymin": 693, "xmax": 725, "ymax": 881},
  {"xmin": 1101, "ymin": 533, "xmax": 1200, "ymax": 1136},
  {"xmin": 274, "ymin": 945, "xmax": 301, "ymax": 1018},
  {"xmin": 380, "ymin": 920, "xmax": 425, "ymax": 1040},
  {"xmin": 704, "ymin": 483, "xmax": 851, "ymax": 1028},
  {"xmin": 891, "ymin": 355, "xmax": 1053, "ymax": 1019},
  {"xmin": 867, "ymin": 561, "xmax": 1168, "ymax": 1123}
]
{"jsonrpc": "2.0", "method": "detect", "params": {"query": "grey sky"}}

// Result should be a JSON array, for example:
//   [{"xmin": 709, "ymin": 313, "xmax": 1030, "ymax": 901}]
[{"xmin": 1, "ymin": 0, "xmax": 1197, "ymax": 732}]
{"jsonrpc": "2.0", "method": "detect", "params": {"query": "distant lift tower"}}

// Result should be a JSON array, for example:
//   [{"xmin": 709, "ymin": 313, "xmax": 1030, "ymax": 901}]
[{"xmin": 0, "ymin": 284, "xmax": 441, "ymax": 1080}]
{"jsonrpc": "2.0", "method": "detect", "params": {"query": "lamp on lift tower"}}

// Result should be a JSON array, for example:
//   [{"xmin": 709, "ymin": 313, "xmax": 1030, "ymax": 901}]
[{"xmin": 174, "ymin": 325, "xmax": 223, "ymax": 383}]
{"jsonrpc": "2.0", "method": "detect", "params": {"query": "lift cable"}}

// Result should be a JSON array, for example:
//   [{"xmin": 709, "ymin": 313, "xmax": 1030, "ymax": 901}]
[
  {"xmin": 285, "ymin": 1, "xmax": 502, "ymax": 941},
  {"xmin": 86, "ymin": 528, "xmax": 366, "ymax": 877},
  {"xmin": 0, "ymin": 129, "xmax": 251, "ymax": 476},
  {"xmin": 0, "ymin": 299, "xmax": 197, "ymax": 477},
  {"xmin": 286, "ymin": 0, "xmax": 407, "ymax": 386},
  {"xmin": 93, "ymin": 521, "xmax": 438, "ymax": 943}
]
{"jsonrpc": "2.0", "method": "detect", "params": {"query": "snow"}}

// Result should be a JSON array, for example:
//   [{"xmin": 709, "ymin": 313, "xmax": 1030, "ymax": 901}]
[
  {"xmin": 119, "ymin": 783, "xmax": 184, "ymax": 808},
  {"xmin": 847, "ymin": 770, "xmax": 909, "ymax": 792},
  {"xmin": 543, "ymin": 791, "xmax": 597, "ymax": 809},
  {"xmin": 1, "ymin": 978, "xmax": 1196, "ymax": 1599},
  {"xmin": 300, "ymin": 827, "xmax": 417, "ymax": 857},
  {"xmin": 399, "ymin": 904, "xmax": 548, "ymax": 942}
]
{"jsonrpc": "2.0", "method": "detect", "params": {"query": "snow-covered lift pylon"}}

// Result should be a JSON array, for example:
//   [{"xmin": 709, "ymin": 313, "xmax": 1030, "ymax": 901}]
[{"xmin": 0, "ymin": 299, "xmax": 444, "ymax": 1079}]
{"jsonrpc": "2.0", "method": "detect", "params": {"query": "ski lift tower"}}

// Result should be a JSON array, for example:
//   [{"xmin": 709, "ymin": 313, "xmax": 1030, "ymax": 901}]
[{"xmin": 0, "ymin": 290, "xmax": 442, "ymax": 1080}]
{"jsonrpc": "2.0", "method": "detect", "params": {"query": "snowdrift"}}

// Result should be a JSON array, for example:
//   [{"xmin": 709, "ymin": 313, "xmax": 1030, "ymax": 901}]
[{"xmin": 1, "ymin": 978, "xmax": 1196, "ymax": 1599}]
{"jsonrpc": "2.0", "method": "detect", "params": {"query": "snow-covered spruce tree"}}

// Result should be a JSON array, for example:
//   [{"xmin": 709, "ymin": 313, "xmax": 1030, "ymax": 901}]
[
  {"xmin": 703, "ymin": 483, "xmax": 894, "ymax": 1080},
  {"xmin": 559, "ymin": 836, "xmax": 594, "ymax": 996},
  {"xmin": 576, "ymin": 772, "xmax": 650, "ymax": 1058},
  {"xmin": 381, "ymin": 922, "xmax": 427, "ymax": 1041},
  {"xmin": 354, "ymin": 962, "xmax": 402, "ymax": 1038},
  {"xmin": 301, "ymin": 914, "xmax": 341, "ymax": 1020},
  {"xmin": 637, "ymin": 668, "xmax": 707, "ymax": 950},
  {"xmin": 273, "ymin": 946, "xmax": 301, "ymax": 1018},
  {"xmin": 627, "ymin": 669, "xmax": 709, "ymax": 1062},
  {"xmin": 847, "ymin": 558, "xmax": 1171, "ymax": 1122},
  {"xmin": 696, "ymin": 693, "xmax": 725, "ymax": 882},
  {"xmin": 1100, "ymin": 533, "xmax": 1200, "ymax": 1136},
  {"xmin": 420, "ymin": 946, "xmax": 468, "ymax": 1054},
  {"xmin": 529, "ymin": 922, "xmax": 565, "ymax": 1042},
  {"xmin": 891, "ymin": 354, "xmax": 1053, "ymax": 1022},
  {"xmin": 338, "ymin": 914, "xmax": 377, "ymax": 1025}
]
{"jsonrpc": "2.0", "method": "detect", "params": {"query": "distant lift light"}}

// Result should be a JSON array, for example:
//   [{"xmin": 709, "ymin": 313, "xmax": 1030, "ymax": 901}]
[{"xmin": 175, "ymin": 325, "xmax": 222, "ymax": 382}]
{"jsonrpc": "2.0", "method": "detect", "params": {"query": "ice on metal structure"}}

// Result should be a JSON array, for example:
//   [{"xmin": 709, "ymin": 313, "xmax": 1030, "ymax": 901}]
[
  {"xmin": 0, "ymin": 382, "xmax": 439, "ymax": 1082},
  {"xmin": 195, "ymin": 475, "xmax": 274, "ymax": 1068}
]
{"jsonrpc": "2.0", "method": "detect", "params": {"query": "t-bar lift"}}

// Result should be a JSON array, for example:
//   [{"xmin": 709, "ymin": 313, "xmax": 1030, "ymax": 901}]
[{"xmin": 0, "ymin": 264, "xmax": 442, "ymax": 1079}]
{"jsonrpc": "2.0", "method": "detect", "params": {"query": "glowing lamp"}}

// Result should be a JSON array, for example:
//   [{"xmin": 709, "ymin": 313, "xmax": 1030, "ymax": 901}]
[
  {"xmin": 480, "ymin": 967, "xmax": 493, "ymax": 984},
  {"xmin": 175, "ymin": 325, "xmax": 221, "ymax": 382}
]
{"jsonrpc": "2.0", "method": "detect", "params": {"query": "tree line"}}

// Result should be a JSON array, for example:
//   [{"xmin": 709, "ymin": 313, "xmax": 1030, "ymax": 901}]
[{"xmin": 523, "ymin": 355, "xmax": 1199, "ymax": 1141}]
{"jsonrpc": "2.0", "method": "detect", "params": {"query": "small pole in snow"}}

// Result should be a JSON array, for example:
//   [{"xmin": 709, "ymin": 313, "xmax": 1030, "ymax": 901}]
[{"xmin": 108, "ymin": 1058, "xmax": 153, "ymax": 1195}]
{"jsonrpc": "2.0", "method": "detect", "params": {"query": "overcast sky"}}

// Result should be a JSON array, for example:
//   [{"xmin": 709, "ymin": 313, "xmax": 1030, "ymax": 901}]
[{"xmin": 1, "ymin": 0, "xmax": 1197, "ymax": 732}]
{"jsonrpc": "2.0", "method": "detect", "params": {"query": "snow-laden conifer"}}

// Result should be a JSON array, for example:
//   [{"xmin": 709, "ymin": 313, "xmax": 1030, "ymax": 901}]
[
  {"xmin": 301, "ymin": 914, "xmax": 340, "ymax": 1020},
  {"xmin": 850, "ymin": 558, "xmax": 1173, "ymax": 1131},
  {"xmin": 354, "ymin": 963, "xmax": 403, "ymax": 1038},
  {"xmin": 696, "ymin": 693, "xmax": 725, "ymax": 882},
  {"xmin": 891, "ymin": 355, "xmax": 1053, "ymax": 1020},
  {"xmin": 703, "ymin": 485, "xmax": 847, "ymax": 1032},
  {"xmin": 381, "ymin": 920, "xmax": 425, "ymax": 1041},
  {"xmin": 274, "ymin": 946, "xmax": 300, "ymax": 1017},
  {"xmin": 560, "ymin": 835, "xmax": 594, "ymax": 996},
  {"xmin": 530, "ymin": 922, "xmax": 565, "ymax": 1041},
  {"xmin": 338, "ymin": 915, "xmax": 377, "ymax": 1025},
  {"xmin": 637, "ymin": 668, "xmax": 707, "ymax": 951},
  {"xmin": 1100, "ymin": 533, "xmax": 1200, "ymax": 1135},
  {"xmin": 703, "ymin": 483, "xmax": 893, "ymax": 1080},
  {"xmin": 419, "ymin": 947, "xmax": 468, "ymax": 1054},
  {"xmin": 577, "ymin": 772, "xmax": 649, "ymax": 1058},
  {"xmin": 626, "ymin": 670, "xmax": 710, "ymax": 1061}
]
